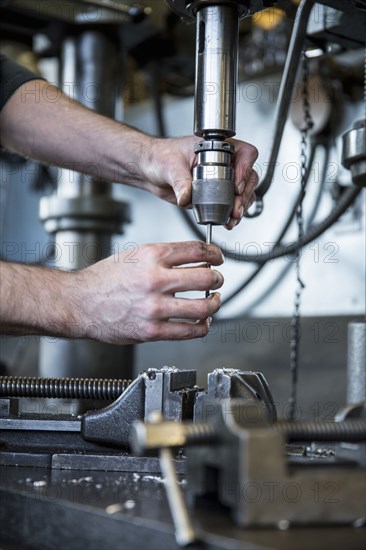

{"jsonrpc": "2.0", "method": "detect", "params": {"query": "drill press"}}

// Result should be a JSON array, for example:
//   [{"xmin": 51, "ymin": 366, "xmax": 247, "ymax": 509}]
[
  {"xmin": 166, "ymin": 0, "xmax": 276, "ymax": 246},
  {"xmin": 167, "ymin": 0, "xmax": 276, "ymax": 299},
  {"xmin": 166, "ymin": 0, "xmax": 276, "ymax": 243}
]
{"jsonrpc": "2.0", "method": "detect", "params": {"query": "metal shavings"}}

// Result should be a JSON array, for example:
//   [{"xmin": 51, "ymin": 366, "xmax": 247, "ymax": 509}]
[
  {"xmin": 124, "ymin": 500, "xmax": 136, "ymax": 510},
  {"xmin": 278, "ymin": 519, "xmax": 290, "ymax": 531},
  {"xmin": 142, "ymin": 475, "xmax": 165, "ymax": 484},
  {"xmin": 106, "ymin": 504, "xmax": 124, "ymax": 515},
  {"xmin": 33, "ymin": 480, "xmax": 47, "ymax": 488}
]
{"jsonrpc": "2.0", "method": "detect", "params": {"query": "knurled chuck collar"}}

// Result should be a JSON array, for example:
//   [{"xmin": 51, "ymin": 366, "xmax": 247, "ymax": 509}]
[
  {"xmin": 342, "ymin": 119, "xmax": 366, "ymax": 186},
  {"xmin": 194, "ymin": 140, "xmax": 235, "ymax": 154}
]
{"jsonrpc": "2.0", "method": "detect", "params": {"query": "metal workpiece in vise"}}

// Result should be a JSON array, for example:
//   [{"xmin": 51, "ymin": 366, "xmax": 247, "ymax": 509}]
[
  {"xmin": 166, "ymin": 1, "xmax": 277, "ymax": 241},
  {"xmin": 194, "ymin": 368, "xmax": 277, "ymax": 422}
]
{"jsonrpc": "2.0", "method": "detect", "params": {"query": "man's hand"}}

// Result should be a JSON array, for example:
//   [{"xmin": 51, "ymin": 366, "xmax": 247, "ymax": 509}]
[
  {"xmin": 143, "ymin": 136, "xmax": 259, "ymax": 230},
  {"xmin": 77, "ymin": 241, "xmax": 223, "ymax": 343},
  {"xmin": 1, "ymin": 80, "xmax": 258, "ymax": 230},
  {"xmin": 0, "ymin": 242, "xmax": 224, "ymax": 344}
]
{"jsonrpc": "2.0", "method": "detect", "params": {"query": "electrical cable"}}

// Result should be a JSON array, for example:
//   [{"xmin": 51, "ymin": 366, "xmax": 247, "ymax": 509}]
[
  {"xmin": 245, "ymin": 0, "xmax": 316, "ymax": 206},
  {"xmin": 255, "ymin": 186, "xmax": 362, "ymax": 260},
  {"xmin": 181, "ymin": 183, "xmax": 361, "ymax": 264},
  {"xmin": 147, "ymin": 60, "xmax": 167, "ymax": 138},
  {"xmin": 235, "ymin": 141, "xmax": 331, "ymax": 315}
]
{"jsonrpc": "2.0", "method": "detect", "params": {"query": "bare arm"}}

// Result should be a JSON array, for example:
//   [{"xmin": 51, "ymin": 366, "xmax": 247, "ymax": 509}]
[
  {"xmin": 0, "ymin": 79, "xmax": 258, "ymax": 225},
  {"xmin": 0, "ymin": 260, "xmax": 81, "ymax": 338},
  {"xmin": 0, "ymin": 79, "xmax": 152, "ymax": 189},
  {"xmin": 0, "ymin": 242, "xmax": 224, "ymax": 343},
  {"xmin": 0, "ymin": 79, "xmax": 256, "ymax": 343}
]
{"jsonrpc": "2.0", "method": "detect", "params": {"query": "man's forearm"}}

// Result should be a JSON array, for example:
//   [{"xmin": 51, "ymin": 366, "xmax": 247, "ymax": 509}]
[
  {"xmin": 0, "ymin": 79, "xmax": 152, "ymax": 188},
  {"xmin": 0, "ymin": 260, "xmax": 83, "ymax": 337},
  {"xmin": 0, "ymin": 242, "xmax": 224, "ymax": 344}
]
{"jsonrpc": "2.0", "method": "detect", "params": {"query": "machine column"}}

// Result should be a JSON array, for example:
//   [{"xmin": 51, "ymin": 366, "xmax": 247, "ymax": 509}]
[{"xmin": 39, "ymin": 30, "xmax": 133, "ymax": 382}]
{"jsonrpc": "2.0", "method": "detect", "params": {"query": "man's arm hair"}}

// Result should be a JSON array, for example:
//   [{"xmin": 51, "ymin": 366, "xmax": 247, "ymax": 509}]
[
  {"xmin": 0, "ymin": 79, "xmax": 152, "ymax": 188},
  {"xmin": 0, "ymin": 260, "xmax": 85, "ymax": 338}
]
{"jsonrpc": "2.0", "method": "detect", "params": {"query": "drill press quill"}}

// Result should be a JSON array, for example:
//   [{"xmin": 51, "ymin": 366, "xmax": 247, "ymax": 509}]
[{"xmin": 191, "ymin": 2, "xmax": 239, "ymax": 244}]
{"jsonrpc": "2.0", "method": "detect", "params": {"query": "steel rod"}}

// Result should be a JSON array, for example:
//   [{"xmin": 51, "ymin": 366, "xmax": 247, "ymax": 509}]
[{"xmin": 0, "ymin": 376, "xmax": 132, "ymax": 400}]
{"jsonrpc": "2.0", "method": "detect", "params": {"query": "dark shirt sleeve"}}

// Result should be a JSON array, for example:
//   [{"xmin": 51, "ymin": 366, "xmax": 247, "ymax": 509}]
[{"xmin": 0, "ymin": 54, "xmax": 46, "ymax": 111}]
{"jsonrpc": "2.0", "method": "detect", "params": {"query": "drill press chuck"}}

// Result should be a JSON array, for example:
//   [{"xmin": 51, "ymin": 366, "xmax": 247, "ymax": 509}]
[{"xmin": 192, "ymin": 140, "xmax": 235, "ymax": 226}]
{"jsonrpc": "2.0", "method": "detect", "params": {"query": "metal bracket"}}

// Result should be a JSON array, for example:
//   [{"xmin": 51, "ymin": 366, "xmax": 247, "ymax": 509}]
[
  {"xmin": 194, "ymin": 369, "xmax": 277, "ymax": 422},
  {"xmin": 82, "ymin": 367, "xmax": 198, "ymax": 447}
]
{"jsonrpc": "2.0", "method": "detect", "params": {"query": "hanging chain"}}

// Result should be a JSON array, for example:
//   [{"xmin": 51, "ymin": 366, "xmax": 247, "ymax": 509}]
[{"xmin": 288, "ymin": 52, "xmax": 314, "ymax": 422}]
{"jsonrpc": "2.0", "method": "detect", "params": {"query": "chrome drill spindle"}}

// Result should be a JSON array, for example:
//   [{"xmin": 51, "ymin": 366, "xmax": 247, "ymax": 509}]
[{"xmin": 191, "ymin": 4, "xmax": 239, "ymax": 299}]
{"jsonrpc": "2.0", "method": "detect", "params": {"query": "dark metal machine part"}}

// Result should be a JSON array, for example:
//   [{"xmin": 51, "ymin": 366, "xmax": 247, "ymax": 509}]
[
  {"xmin": 133, "ymin": 401, "xmax": 366, "ymax": 531},
  {"xmin": 251, "ymin": 0, "xmax": 366, "ymax": 214},
  {"xmin": 168, "ymin": 0, "xmax": 366, "ymax": 222},
  {"xmin": 81, "ymin": 367, "xmax": 199, "ymax": 447},
  {"xmin": 0, "ymin": 0, "xmax": 138, "ymax": 382},
  {"xmin": 3, "ymin": 0, "xmax": 150, "ymax": 25},
  {"xmin": 0, "ymin": 367, "xmax": 196, "ymax": 471},
  {"xmin": 1, "ymin": 368, "xmax": 365, "ymax": 548},
  {"xmin": 342, "ymin": 120, "xmax": 366, "ymax": 187},
  {"xmin": 194, "ymin": 368, "xmax": 277, "ymax": 422},
  {"xmin": 0, "ymin": 368, "xmax": 294, "ymax": 550},
  {"xmin": 1, "ymin": 466, "xmax": 366, "ymax": 550}
]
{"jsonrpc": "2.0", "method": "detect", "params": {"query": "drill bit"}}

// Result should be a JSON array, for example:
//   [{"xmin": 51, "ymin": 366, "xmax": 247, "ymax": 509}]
[
  {"xmin": 206, "ymin": 223, "xmax": 212, "ymax": 246},
  {"xmin": 205, "ymin": 223, "xmax": 212, "ymax": 298}
]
